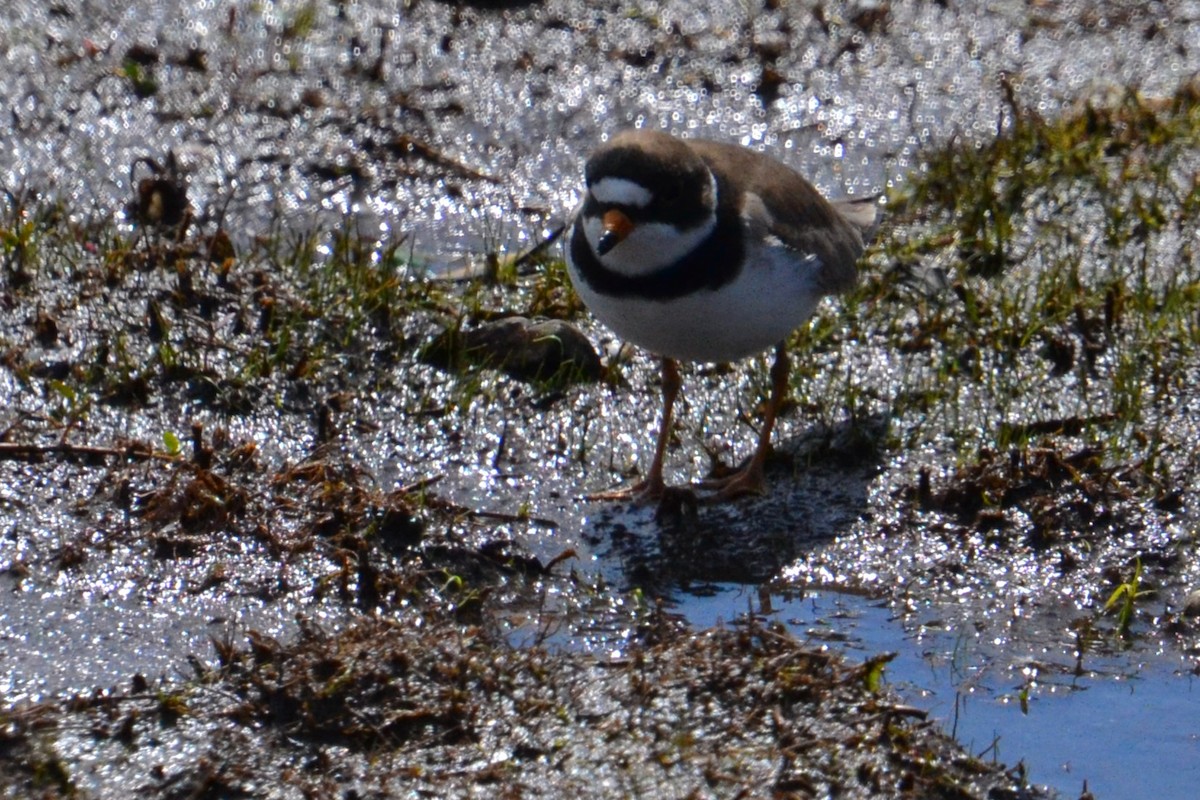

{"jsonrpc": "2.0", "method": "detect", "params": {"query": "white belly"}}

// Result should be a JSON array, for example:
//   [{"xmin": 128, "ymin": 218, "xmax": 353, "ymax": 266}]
[{"xmin": 568, "ymin": 244, "xmax": 824, "ymax": 363}]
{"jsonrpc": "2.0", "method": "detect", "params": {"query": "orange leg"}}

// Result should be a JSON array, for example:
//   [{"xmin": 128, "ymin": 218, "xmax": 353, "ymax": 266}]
[
  {"xmin": 588, "ymin": 357, "xmax": 680, "ymax": 504},
  {"xmin": 699, "ymin": 342, "xmax": 789, "ymax": 503}
]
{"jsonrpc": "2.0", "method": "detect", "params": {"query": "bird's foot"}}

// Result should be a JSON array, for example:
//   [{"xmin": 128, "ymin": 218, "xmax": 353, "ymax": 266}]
[
  {"xmin": 695, "ymin": 462, "xmax": 767, "ymax": 504},
  {"xmin": 585, "ymin": 475, "xmax": 666, "ymax": 505},
  {"xmin": 587, "ymin": 478, "xmax": 701, "ymax": 528}
]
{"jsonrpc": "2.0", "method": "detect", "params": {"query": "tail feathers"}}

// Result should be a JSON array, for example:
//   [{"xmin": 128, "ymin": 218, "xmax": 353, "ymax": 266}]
[{"xmin": 832, "ymin": 196, "xmax": 882, "ymax": 241}]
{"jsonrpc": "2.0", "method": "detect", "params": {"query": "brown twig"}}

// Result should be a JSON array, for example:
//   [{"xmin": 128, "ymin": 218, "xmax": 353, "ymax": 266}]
[
  {"xmin": 467, "ymin": 509, "xmax": 559, "ymax": 529},
  {"xmin": 512, "ymin": 221, "xmax": 569, "ymax": 274},
  {"xmin": 388, "ymin": 134, "xmax": 497, "ymax": 183},
  {"xmin": 0, "ymin": 441, "xmax": 175, "ymax": 463},
  {"xmin": 396, "ymin": 474, "xmax": 445, "ymax": 495}
]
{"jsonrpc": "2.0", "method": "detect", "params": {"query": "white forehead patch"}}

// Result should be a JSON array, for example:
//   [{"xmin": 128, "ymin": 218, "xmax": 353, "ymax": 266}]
[{"xmin": 590, "ymin": 177, "xmax": 653, "ymax": 208}]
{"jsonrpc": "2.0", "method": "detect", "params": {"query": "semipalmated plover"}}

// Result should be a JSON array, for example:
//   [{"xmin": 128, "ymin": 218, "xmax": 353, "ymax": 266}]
[{"xmin": 566, "ymin": 128, "xmax": 877, "ymax": 503}]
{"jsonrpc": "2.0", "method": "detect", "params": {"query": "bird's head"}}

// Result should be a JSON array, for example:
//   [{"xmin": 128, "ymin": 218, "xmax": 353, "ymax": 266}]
[{"xmin": 579, "ymin": 129, "xmax": 718, "ymax": 275}]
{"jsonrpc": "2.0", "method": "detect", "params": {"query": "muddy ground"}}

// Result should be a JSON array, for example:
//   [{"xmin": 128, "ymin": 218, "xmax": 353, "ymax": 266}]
[{"xmin": 0, "ymin": 196, "xmax": 1055, "ymax": 797}]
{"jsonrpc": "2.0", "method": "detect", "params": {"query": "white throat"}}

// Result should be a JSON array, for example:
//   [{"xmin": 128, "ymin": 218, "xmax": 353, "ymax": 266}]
[{"xmin": 584, "ymin": 173, "xmax": 719, "ymax": 277}]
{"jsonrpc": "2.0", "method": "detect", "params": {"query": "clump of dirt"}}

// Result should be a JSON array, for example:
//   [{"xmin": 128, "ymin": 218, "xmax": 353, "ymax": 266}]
[
  {"xmin": 909, "ymin": 443, "xmax": 1135, "ymax": 547},
  {"xmin": 422, "ymin": 315, "xmax": 602, "ymax": 387}
]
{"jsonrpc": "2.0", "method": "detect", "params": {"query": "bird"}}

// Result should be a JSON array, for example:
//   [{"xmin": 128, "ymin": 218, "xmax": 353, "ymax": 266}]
[{"xmin": 565, "ymin": 128, "xmax": 877, "ymax": 504}]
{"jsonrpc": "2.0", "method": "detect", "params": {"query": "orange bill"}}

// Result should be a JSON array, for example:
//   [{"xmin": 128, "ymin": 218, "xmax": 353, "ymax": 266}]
[{"xmin": 596, "ymin": 208, "xmax": 635, "ymax": 255}]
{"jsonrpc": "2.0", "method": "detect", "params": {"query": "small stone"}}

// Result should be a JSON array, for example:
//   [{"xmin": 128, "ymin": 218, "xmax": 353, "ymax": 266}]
[
  {"xmin": 1181, "ymin": 589, "xmax": 1200, "ymax": 618},
  {"xmin": 425, "ymin": 316, "xmax": 602, "ymax": 386}
]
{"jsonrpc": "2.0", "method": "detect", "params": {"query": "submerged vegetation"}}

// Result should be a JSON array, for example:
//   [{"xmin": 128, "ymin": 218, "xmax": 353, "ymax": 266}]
[
  {"xmin": 785, "ymin": 80, "xmax": 1200, "ymax": 658},
  {"xmin": 812, "ymin": 79, "xmax": 1200, "ymax": 465},
  {"xmin": 900, "ymin": 81, "xmax": 1198, "ymax": 505}
]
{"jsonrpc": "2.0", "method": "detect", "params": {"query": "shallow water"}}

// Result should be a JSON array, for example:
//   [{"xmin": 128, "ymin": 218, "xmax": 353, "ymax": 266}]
[
  {"xmin": 3, "ymin": 1, "xmax": 1198, "ymax": 266},
  {"xmin": 681, "ymin": 586, "xmax": 1200, "ymax": 799}
]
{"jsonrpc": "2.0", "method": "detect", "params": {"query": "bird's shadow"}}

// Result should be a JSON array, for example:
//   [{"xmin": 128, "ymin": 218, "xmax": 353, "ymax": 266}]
[{"xmin": 581, "ymin": 412, "xmax": 889, "ymax": 597}]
